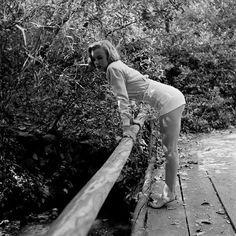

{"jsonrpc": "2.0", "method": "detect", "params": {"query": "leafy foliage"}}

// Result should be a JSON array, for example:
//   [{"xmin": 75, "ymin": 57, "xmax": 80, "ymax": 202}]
[{"xmin": 0, "ymin": 0, "xmax": 236, "ymax": 230}]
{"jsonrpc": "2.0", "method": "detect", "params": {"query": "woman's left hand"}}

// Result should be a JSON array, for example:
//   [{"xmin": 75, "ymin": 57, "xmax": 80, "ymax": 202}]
[{"xmin": 122, "ymin": 125, "xmax": 140, "ymax": 141}]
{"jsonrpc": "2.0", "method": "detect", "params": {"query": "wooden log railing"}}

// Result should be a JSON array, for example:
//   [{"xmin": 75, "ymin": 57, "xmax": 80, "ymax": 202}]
[{"xmin": 44, "ymin": 115, "xmax": 146, "ymax": 236}]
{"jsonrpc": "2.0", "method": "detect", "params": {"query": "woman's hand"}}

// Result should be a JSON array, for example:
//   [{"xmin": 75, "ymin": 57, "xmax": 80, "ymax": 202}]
[{"xmin": 122, "ymin": 125, "xmax": 140, "ymax": 141}]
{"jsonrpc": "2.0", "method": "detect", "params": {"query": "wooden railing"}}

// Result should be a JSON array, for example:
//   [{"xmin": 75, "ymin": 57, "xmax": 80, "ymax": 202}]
[{"xmin": 44, "ymin": 115, "xmax": 147, "ymax": 236}]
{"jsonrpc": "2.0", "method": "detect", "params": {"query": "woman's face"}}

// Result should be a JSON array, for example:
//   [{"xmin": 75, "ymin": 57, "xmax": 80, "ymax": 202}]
[{"xmin": 91, "ymin": 47, "xmax": 109, "ymax": 71}]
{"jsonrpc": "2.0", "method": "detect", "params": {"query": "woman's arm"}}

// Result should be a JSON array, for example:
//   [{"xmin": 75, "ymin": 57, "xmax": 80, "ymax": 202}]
[{"xmin": 107, "ymin": 67, "xmax": 132, "ymax": 127}]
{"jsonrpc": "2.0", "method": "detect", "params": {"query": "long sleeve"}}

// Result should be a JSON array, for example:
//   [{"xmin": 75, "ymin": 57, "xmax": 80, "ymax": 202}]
[{"xmin": 107, "ymin": 67, "xmax": 132, "ymax": 126}]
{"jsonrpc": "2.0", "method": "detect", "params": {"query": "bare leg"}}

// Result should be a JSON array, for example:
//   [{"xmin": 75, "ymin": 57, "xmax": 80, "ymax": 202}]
[
  {"xmin": 149, "ymin": 104, "xmax": 184, "ymax": 208},
  {"xmin": 160, "ymin": 104, "xmax": 184, "ymax": 195}
]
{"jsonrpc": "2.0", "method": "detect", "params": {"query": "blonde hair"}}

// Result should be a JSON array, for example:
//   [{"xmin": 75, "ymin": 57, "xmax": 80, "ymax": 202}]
[{"xmin": 88, "ymin": 40, "xmax": 120, "ymax": 67}]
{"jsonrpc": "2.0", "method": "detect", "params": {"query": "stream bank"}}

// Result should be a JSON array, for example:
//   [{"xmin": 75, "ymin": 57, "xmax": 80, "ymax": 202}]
[{"xmin": 0, "ymin": 126, "xmax": 151, "ymax": 236}]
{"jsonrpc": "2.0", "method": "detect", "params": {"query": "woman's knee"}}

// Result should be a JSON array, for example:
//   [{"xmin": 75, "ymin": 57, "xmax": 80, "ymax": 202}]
[{"xmin": 162, "ymin": 144, "xmax": 178, "ymax": 159}]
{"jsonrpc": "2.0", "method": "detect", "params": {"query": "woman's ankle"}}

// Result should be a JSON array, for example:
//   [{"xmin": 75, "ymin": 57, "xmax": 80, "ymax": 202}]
[{"xmin": 163, "ymin": 183, "xmax": 175, "ymax": 198}]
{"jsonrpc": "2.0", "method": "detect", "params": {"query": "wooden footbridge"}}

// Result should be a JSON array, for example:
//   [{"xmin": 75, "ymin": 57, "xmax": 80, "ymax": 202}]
[
  {"xmin": 132, "ymin": 130, "xmax": 236, "ymax": 236},
  {"xmin": 43, "ymin": 116, "xmax": 236, "ymax": 236}
]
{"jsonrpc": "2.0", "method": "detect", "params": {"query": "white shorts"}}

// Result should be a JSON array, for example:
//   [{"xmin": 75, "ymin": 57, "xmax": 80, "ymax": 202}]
[{"xmin": 143, "ymin": 79, "xmax": 186, "ymax": 116}]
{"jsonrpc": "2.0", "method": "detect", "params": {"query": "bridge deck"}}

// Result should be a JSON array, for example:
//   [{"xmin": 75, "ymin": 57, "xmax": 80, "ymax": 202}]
[{"xmin": 133, "ymin": 129, "xmax": 236, "ymax": 236}]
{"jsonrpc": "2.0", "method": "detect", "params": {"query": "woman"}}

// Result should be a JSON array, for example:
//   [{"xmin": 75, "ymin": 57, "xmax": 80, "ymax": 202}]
[{"xmin": 88, "ymin": 40, "xmax": 185, "ymax": 208}]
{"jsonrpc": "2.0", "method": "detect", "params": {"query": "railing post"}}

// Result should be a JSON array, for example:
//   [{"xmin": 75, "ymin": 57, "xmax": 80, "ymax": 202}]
[{"xmin": 131, "ymin": 119, "xmax": 156, "ymax": 236}]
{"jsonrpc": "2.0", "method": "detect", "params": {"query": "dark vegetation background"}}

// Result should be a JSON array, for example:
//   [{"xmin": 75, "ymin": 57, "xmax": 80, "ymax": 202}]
[{"xmin": 0, "ymin": 0, "xmax": 235, "ymax": 233}]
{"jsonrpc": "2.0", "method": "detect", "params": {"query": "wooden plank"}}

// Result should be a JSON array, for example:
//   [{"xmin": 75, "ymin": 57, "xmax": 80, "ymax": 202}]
[
  {"xmin": 180, "ymin": 165, "xmax": 235, "ymax": 236},
  {"xmin": 208, "ymin": 171, "xmax": 236, "ymax": 231},
  {"xmin": 198, "ymin": 131, "xmax": 236, "ymax": 231},
  {"xmin": 145, "ymin": 168, "xmax": 189, "ymax": 236},
  {"xmin": 131, "ymin": 158, "xmax": 155, "ymax": 236},
  {"xmin": 131, "ymin": 194, "xmax": 148, "ymax": 236}
]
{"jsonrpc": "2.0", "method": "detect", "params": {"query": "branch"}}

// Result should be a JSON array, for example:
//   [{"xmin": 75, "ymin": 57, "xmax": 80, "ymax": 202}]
[{"xmin": 106, "ymin": 20, "xmax": 137, "ymax": 37}]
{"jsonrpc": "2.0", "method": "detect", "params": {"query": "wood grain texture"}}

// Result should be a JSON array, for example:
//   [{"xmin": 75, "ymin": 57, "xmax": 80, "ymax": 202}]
[
  {"xmin": 145, "ymin": 169, "xmax": 189, "ymax": 236},
  {"xmin": 180, "ymin": 166, "xmax": 235, "ymax": 236}
]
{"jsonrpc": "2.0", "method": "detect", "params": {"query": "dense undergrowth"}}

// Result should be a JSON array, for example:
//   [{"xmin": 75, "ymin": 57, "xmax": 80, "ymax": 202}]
[{"xmin": 0, "ymin": 0, "xmax": 235, "ymax": 233}]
